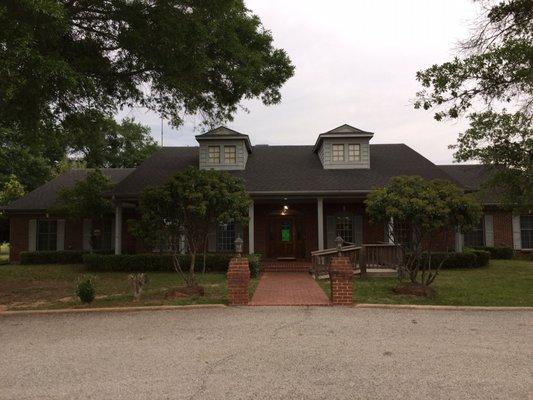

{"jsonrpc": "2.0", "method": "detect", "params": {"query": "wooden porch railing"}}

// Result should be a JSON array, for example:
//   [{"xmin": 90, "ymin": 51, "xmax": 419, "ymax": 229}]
[{"xmin": 310, "ymin": 243, "xmax": 402, "ymax": 278}]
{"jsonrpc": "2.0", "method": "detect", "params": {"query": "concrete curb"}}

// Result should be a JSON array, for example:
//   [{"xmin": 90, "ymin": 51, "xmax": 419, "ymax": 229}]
[
  {"xmin": 0, "ymin": 304, "xmax": 227, "ymax": 317},
  {"xmin": 352, "ymin": 303, "xmax": 533, "ymax": 311}
]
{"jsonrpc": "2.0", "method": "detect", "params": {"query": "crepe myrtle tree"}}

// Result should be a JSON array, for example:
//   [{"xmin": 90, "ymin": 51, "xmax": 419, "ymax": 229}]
[
  {"xmin": 131, "ymin": 167, "xmax": 251, "ymax": 287},
  {"xmin": 365, "ymin": 176, "xmax": 482, "ymax": 286}
]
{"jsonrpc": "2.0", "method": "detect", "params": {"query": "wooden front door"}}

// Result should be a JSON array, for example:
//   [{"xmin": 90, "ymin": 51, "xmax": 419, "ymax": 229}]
[{"xmin": 272, "ymin": 217, "xmax": 296, "ymax": 259}]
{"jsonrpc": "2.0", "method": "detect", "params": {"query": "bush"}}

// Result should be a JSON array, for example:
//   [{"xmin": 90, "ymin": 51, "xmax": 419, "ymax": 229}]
[
  {"xmin": 248, "ymin": 253, "xmax": 262, "ymax": 278},
  {"xmin": 20, "ymin": 250, "xmax": 86, "ymax": 265},
  {"xmin": 83, "ymin": 252, "xmax": 234, "ymax": 272},
  {"xmin": 419, "ymin": 249, "xmax": 490, "ymax": 269},
  {"xmin": 76, "ymin": 275, "xmax": 96, "ymax": 303},
  {"xmin": 470, "ymin": 246, "xmax": 513, "ymax": 259}
]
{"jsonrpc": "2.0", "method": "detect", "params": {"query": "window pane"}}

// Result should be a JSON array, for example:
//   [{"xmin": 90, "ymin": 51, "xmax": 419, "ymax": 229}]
[
  {"xmin": 464, "ymin": 219, "xmax": 485, "ymax": 247},
  {"xmin": 92, "ymin": 220, "xmax": 113, "ymax": 251},
  {"xmin": 224, "ymin": 146, "xmax": 237, "ymax": 165},
  {"xmin": 332, "ymin": 144, "xmax": 344, "ymax": 161},
  {"xmin": 217, "ymin": 222, "xmax": 235, "ymax": 251},
  {"xmin": 335, "ymin": 216, "xmax": 353, "ymax": 243},
  {"xmin": 521, "ymin": 215, "xmax": 533, "ymax": 249},
  {"xmin": 393, "ymin": 221, "xmax": 411, "ymax": 248},
  {"xmin": 37, "ymin": 220, "xmax": 57, "ymax": 251},
  {"xmin": 208, "ymin": 146, "xmax": 220, "ymax": 163},
  {"xmin": 348, "ymin": 144, "xmax": 361, "ymax": 161}
]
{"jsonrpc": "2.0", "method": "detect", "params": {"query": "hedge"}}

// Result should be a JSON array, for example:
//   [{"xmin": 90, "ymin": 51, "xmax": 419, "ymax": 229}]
[
  {"xmin": 419, "ymin": 249, "xmax": 490, "ymax": 269},
  {"xmin": 469, "ymin": 246, "xmax": 513, "ymax": 260},
  {"xmin": 83, "ymin": 252, "xmax": 237, "ymax": 272},
  {"xmin": 20, "ymin": 250, "xmax": 86, "ymax": 265}
]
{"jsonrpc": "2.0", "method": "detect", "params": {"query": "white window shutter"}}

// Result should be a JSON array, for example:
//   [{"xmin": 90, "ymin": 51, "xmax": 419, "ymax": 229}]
[
  {"xmin": 484, "ymin": 215, "xmax": 494, "ymax": 247},
  {"xmin": 207, "ymin": 224, "xmax": 217, "ymax": 252},
  {"xmin": 111, "ymin": 219, "xmax": 116, "ymax": 250},
  {"xmin": 326, "ymin": 216, "xmax": 336, "ymax": 248},
  {"xmin": 56, "ymin": 219, "xmax": 65, "ymax": 251},
  {"xmin": 512, "ymin": 216, "xmax": 521, "ymax": 250},
  {"xmin": 83, "ymin": 219, "xmax": 92, "ymax": 251},
  {"xmin": 28, "ymin": 219, "xmax": 37, "ymax": 252},
  {"xmin": 454, "ymin": 227, "xmax": 464, "ymax": 253}
]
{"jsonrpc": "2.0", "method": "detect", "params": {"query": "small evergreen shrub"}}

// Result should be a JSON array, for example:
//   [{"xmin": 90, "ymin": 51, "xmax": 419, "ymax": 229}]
[
  {"xmin": 20, "ymin": 251, "xmax": 86, "ymax": 264},
  {"xmin": 419, "ymin": 249, "xmax": 490, "ymax": 269},
  {"xmin": 83, "ymin": 253, "xmax": 234, "ymax": 272},
  {"xmin": 76, "ymin": 275, "xmax": 96, "ymax": 303},
  {"xmin": 248, "ymin": 253, "xmax": 262, "ymax": 278},
  {"xmin": 470, "ymin": 246, "xmax": 513, "ymax": 259}
]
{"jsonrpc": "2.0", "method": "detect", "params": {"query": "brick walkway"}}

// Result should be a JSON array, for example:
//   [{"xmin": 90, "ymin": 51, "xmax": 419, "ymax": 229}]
[{"xmin": 249, "ymin": 272, "xmax": 331, "ymax": 306}]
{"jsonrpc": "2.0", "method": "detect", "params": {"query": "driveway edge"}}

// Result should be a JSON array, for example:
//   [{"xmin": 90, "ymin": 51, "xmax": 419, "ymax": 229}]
[
  {"xmin": 0, "ymin": 304, "xmax": 227, "ymax": 316},
  {"xmin": 353, "ymin": 303, "xmax": 533, "ymax": 311}
]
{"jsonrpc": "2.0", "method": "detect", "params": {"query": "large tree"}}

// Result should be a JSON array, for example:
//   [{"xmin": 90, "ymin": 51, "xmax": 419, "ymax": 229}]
[
  {"xmin": 366, "ymin": 176, "xmax": 482, "ymax": 287},
  {"xmin": 0, "ymin": 0, "xmax": 294, "ymax": 190},
  {"xmin": 132, "ymin": 167, "xmax": 251, "ymax": 287},
  {"xmin": 414, "ymin": 0, "xmax": 532, "ymax": 211}
]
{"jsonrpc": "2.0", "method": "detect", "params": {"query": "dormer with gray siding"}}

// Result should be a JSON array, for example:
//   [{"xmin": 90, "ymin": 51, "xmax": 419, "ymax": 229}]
[
  {"xmin": 196, "ymin": 126, "xmax": 252, "ymax": 171},
  {"xmin": 313, "ymin": 124, "xmax": 374, "ymax": 169}
]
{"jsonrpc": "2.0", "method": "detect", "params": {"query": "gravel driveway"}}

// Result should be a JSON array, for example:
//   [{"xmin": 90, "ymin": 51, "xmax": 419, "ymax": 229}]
[{"xmin": 0, "ymin": 307, "xmax": 531, "ymax": 399}]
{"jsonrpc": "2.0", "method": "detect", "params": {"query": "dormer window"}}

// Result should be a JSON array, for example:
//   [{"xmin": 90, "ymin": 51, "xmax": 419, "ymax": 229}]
[
  {"xmin": 224, "ymin": 145, "xmax": 237, "ymax": 165},
  {"xmin": 348, "ymin": 144, "xmax": 361, "ymax": 161},
  {"xmin": 208, "ymin": 146, "xmax": 220, "ymax": 164},
  {"xmin": 332, "ymin": 144, "xmax": 344, "ymax": 161}
]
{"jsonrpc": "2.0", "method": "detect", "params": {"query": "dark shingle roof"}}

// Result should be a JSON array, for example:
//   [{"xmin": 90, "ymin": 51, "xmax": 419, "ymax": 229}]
[
  {"xmin": 439, "ymin": 164, "xmax": 491, "ymax": 190},
  {"xmin": 3, "ymin": 169, "xmax": 134, "ymax": 212},
  {"xmin": 112, "ymin": 144, "xmax": 457, "ymax": 198}
]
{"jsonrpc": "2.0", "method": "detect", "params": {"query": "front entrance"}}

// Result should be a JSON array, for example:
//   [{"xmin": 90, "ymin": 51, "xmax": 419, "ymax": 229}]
[{"xmin": 270, "ymin": 217, "xmax": 296, "ymax": 259}]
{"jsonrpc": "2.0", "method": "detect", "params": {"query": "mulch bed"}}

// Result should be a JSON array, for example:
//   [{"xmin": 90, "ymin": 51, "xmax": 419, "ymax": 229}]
[
  {"xmin": 393, "ymin": 283, "xmax": 436, "ymax": 297},
  {"xmin": 165, "ymin": 285, "xmax": 205, "ymax": 299}
]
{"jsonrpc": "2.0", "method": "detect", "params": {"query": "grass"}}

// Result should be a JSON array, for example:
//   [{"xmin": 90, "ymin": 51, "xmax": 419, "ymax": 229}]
[
  {"xmin": 0, "ymin": 263, "xmax": 258, "ymax": 311},
  {"xmin": 318, "ymin": 259, "xmax": 533, "ymax": 307}
]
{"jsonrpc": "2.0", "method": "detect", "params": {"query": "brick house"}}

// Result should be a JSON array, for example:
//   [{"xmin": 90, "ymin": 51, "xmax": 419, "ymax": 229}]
[{"xmin": 3, "ymin": 124, "xmax": 532, "ymax": 262}]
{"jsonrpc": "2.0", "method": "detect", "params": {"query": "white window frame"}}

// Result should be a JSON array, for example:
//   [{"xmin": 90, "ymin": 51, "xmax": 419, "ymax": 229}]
[
  {"xmin": 208, "ymin": 146, "xmax": 220, "ymax": 164},
  {"xmin": 347, "ymin": 143, "xmax": 361, "ymax": 161},
  {"xmin": 332, "ymin": 144, "xmax": 344, "ymax": 162},
  {"xmin": 520, "ymin": 215, "xmax": 533, "ymax": 250},
  {"xmin": 224, "ymin": 145, "xmax": 237, "ymax": 165}
]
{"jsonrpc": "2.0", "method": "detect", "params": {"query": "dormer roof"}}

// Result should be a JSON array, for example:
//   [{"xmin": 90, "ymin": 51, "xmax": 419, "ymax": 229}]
[
  {"xmin": 313, "ymin": 124, "xmax": 374, "ymax": 153},
  {"xmin": 195, "ymin": 126, "xmax": 252, "ymax": 153}
]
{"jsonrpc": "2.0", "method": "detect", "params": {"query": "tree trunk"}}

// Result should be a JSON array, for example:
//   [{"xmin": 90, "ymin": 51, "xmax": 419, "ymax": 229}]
[{"xmin": 188, "ymin": 252, "xmax": 196, "ymax": 287}]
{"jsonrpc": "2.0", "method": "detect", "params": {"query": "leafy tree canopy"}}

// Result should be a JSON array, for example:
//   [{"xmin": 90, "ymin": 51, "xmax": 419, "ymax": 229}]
[
  {"xmin": 132, "ymin": 166, "xmax": 251, "ymax": 286},
  {"xmin": 366, "ymin": 176, "xmax": 482, "ymax": 286},
  {"xmin": 0, "ymin": 175, "xmax": 26, "ymax": 207},
  {"xmin": 51, "ymin": 169, "xmax": 114, "ymax": 219},
  {"xmin": 414, "ymin": 0, "xmax": 532, "ymax": 211}
]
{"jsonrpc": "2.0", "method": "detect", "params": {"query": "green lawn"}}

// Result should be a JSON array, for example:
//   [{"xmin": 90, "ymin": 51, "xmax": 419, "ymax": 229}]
[
  {"xmin": 318, "ymin": 259, "xmax": 533, "ymax": 307},
  {"xmin": 0, "ymin": 263, "xmax": 257, "ymax": 311}
]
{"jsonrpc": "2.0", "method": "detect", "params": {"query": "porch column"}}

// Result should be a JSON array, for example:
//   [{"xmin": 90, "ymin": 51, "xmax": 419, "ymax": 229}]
[
  {"xmin": 114, "ymin": 203, "xmax": 122, "ymax": 255},
  {"xmin": 248, "ymin": 201, "xmax": 254, "ymax": 254},
  {"xmin": 317, "ymin": 197, "xmax": 324, "ymax": 250},
  {"xmin": 386, "ymin": 217, "xmax": 394, "ymax": 244}
]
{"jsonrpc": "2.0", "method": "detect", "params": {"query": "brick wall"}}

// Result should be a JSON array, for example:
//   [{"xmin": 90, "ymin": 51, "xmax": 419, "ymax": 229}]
[
  {"xmin": 227, "ymin": 257, "xmax": 250, "ymax": 305},
  {"xmin": 329, "ymin": 256, "xmax": 353, "ymax": 305},
  {"xmin": 9, "ymin": 215, "xmax": 35, "ymax": 262}
]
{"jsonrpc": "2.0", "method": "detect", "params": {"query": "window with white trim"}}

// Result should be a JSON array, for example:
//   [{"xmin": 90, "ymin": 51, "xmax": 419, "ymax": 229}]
[
  {"xmin": 464, "ymin": 219, "xmax": 485, "ymax": 247},
  {"xmin": 224, "ymin": 145, "xmax": 236, "ymax": 165},
  {"xmin": 335, "ymin": 216, "xmax": 353, "ymax": 244},
  {"xmin": 208, "ymin": 146, "xmax": 220, "ymax": 164},
  {"xmin": 37, "ymin": 220, "xmax": 57, "ymax": 251},
  {"xmin": 217, "ymin": 221, "xmax": 235, "ymax": 252},
  {"xmin": 347, "ymin": 144, "xmax": 361, "ymax": 161},
  {"xmin": 520, "ymin": 215, "xmax": 533, "ymax": 249},
  {"xmin": 332, "ymin": 144, "xmax": 344, "ymax": 162}
]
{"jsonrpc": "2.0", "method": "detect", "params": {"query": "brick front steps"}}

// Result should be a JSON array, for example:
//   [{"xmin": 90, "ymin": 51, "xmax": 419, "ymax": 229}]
[{"xmin": 261, "ymin": 261, "xmax": 311, "ymax": 273}]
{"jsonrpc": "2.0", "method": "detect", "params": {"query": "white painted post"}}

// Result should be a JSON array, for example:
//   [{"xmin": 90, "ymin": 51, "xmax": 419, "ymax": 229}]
[
  {"xmin": 387, "ymin": 217, "xmax": 394, "ymax": 244},
  {"xmin": 317, "ymin": 198, "xmax": 324, "ymax": 250},
  {"xmin": 248, "ymin": 201, "xmax": 254, "ymax": 254},
  {"xmin": 114, "ymin": 204, "xmax": 122, "ymax": 255}
]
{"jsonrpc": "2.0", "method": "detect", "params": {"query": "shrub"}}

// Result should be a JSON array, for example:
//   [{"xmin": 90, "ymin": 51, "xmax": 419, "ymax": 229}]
[
  {"xmin": 419, "ymin": 249, "xmax": 490, "ymax": 269},
  {"xmin": 76, "ymin": 275, "xmax": 96, "ymax": 303},
  {"xmin": 470, "ymin": 246, "xmax": 513, "ymax": 259},
  {"xmin": 83, "ymin": 253, "xmax": 234, "ymax": 272},
  {"xmin": 20, "ymin": 250, "xmax": 85, "ymax": 265},
  {"xmin": 248, "ymin": 253, "xmax": 262, "ymax": 278}
]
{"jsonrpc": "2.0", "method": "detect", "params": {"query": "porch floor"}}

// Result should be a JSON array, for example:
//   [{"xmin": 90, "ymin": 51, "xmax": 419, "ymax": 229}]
[{"xmin": 249, "ymin": 272, "xmax": 331, "ymax": 306}]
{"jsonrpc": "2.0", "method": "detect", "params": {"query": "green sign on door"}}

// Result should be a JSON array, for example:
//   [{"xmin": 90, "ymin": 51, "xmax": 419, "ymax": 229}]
[{"xmin": 281, "ymin": 228, "xmax": 290, "ymax": 242}]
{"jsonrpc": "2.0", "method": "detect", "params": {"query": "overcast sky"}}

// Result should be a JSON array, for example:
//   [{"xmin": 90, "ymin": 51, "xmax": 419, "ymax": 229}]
[{"xmin": 120, "ymin": 0, "xmax": 481, "ymax": 164}]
